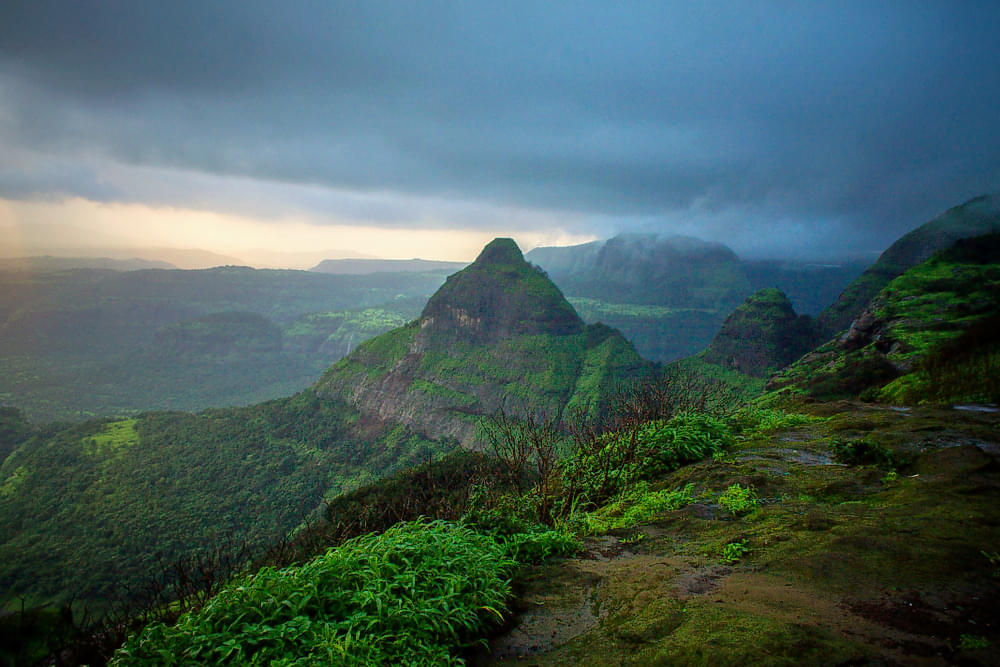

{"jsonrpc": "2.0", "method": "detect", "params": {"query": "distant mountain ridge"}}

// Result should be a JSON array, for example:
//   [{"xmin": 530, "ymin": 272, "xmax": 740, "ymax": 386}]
[
  {"xmin": 311, "ymin": 258, "xmax": 467, "ymax": 274},
  {"xmin": 526, "ymin": 233, "xmax": 866, "ymax": 362},
  {"xmin": 0, "ymin": 256, "xmax": 176, "ymax": 271}
]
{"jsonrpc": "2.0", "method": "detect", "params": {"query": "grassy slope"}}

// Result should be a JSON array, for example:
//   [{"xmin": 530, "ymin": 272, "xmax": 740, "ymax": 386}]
[
  {"xmin": 0, "ymin": 390, "xmax": 451, "ymax": 611},
  {"xmin": 770, "ymin": 234, "xmax": 1000, "ymax": 403},
  {"xmin": 818, "ymin": 194, "xmax": 1000, "ymax": 336}
]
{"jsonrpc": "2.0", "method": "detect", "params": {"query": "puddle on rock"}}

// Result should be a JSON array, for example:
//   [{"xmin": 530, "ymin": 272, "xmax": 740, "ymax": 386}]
[{"xmin": 489, "ymin": 566, "xmax": 604, "ymax": 660}]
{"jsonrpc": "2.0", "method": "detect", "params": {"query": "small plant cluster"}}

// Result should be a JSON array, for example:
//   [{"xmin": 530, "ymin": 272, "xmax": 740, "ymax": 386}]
[
  {"xmin": 112, "ymin": 520, "xmax": 515, "ymax": 666},
  {"xmin": 731, "ymin": 406, "xmax": 819, "ymax": 435},
  {"xmin": 958, "ymin": 634, "xmax": 991, "ymax": 651},
  {"xmin": 718, "ymin": 483, "xmax": 758, "ymax": 515},
  {"xmin": 720, "ymin": 539, "xmax": 750, "ymax": 564},
  {"xmin": 461, "ymin": 491, "xmax": 581, "ymax": 564},
  {"xmin": 579, "ymin": 482, "xmax": 695, "ymax": 534},
  {"xmin": 983, "ymin": 549, "xmax": 1000, "ymax": 578},
  {"xmin": 829, "ymin": 438, "xmax": 897, "ymax": 467}
]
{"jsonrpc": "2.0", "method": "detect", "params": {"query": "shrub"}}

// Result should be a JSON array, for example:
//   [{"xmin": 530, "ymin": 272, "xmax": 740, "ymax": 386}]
[
  {"xmin": 718, "ymin": 484, "xmax": 757, "ymax": 515},
  {"xmin": 720, "ymin": 540, "xmax": 750, "ymax": 564},
  {"xmin": 958, "ymin": 634, "xmax": 990, "ymax": 651},
  {"xmin": 112, "ymin": 520, "xmax": 515, "ymax": 666},
  {"xmin": 636, "ymin": 414, "xmax": 733, "ymax": 476},
  {"xmin": 830, "ymin": 438, "xmax": 895, "ymax": 466},
  {"xmin": 582, "ymin": 482, "xmax": 694, "ymax": 534},
  {"xmin": 502, "ymin": 529, "xmax": 581, "ymax": 563},
  {"xmin": 730, "ymin": 406, "xmax": 819, "ymax": 435},
  {"xmin": 562, "ymin": 413, "xmax": 731, "ymax": 507}
]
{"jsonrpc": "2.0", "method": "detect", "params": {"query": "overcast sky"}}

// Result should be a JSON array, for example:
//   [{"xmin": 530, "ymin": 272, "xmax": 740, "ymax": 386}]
[{"xmin": 1, "ymin": 2, "xmax": 998, "ymax": 263}]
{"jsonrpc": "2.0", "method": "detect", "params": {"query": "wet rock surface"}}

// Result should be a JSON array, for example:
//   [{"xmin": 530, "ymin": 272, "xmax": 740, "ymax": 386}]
[{"xmin": 476, "ymin": 404, "xmax": 1000, "ymax": 665}]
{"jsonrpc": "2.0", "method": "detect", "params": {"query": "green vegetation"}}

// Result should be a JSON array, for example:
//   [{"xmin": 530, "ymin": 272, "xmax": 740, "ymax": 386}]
[
  {"xmin": 771, "ymin": 233, "xmax": 1000, "ymax": 403},
  {"xmin": 720, "ymin": 539, "xmax": 750, "ymax": 564},
  {"xmin": 701, "ymin": 288, "xmax": 817, "ymax": 377},
  {"xmin": 7, "ymin": 220, "xmax": 1000, "ymax": 665},
  {"xmin": 319, "ymin": 239, "xmax": 652, "ymax": 446},
  {"xmin": 830, "ymin": 438, "xmax": 897, "ymax": 467},
  {"xmin": 818, "ymin": 194, "xmax": 1000, "ymax": 335},
  {"xmin": 580, "ymin": 482, "xmax": 694, "ymax": 533},
  {"xmin": 731, "ymin": 406, "xmax": 821, "ymax": 436},
  {"xmin": 530, "ymin": 235, "xmax": 865, "ymax": 362},
  {"xmin": 0, "ymin": 266, "xmax": 445, "ymax": 421},
  {"xmin": 561, "ymin": 413, "xmax": 732, "ymax": 506},
  {"xmin": 0, "ymin": 390, "xmax": 451, "ymax": 612},
  {"xmin": 958, "ymin": 634, "xmax": 990, "ymax": 651},
  {"xmin": 718, "ymin": 483, "xmax": 758, "ymax": 515},
  {"xmin": 112, "ymin": 520, "xmax": 515, "ymax": 666}
]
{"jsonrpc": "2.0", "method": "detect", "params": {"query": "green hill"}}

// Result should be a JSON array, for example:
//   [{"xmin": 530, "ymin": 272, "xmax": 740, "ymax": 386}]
[
  {"xmin": 319, "ymin": 238, "xmax": 651, "ymax": 445},
  {"xmin": 817, "ymin": 194, "xmax": 1000, "ymax": 336},
  {"xmin": 770, "ymin": 233, "xmax": 1000, "ymax": 403},
  {"xmin": 0, "ymin": 239, "xmax": 648, "ymax": 614},
  {"xmin": 701, "ymin": 288, "xmax": 817, "ymax": 377},
  {"xmin": 0, "ymin": 391, "xmax": 449, "ymax": 611}
]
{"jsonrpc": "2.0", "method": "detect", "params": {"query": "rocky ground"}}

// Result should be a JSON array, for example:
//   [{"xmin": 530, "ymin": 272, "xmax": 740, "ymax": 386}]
[{"xmin": 474, "ymin": 402, "xmax": 1000, "ymax": 666}]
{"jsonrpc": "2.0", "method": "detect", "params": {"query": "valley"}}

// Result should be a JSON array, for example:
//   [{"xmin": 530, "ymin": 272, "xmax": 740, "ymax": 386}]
[{"xmin": 1, "ymin": 196, "xmax": 998, "ymax": 666}]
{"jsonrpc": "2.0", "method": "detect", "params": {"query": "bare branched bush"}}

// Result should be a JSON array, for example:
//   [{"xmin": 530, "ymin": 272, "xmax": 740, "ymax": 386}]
[{"xmin": 479, "ymin": 405, "xmax": 564, "ymax": 523}]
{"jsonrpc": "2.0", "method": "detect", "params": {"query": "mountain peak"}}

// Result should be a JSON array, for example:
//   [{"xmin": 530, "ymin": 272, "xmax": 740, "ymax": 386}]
[
  {"xmin": 417, "ymin": 238, "xmax": 583, "ymax": 345},
  {"xmin": 701, "ymin": 288, "xmax": 816, "ymax": 376},
  {"xmin": 474, "ymin": 237, "xmax": 524, "ymax": 266}
]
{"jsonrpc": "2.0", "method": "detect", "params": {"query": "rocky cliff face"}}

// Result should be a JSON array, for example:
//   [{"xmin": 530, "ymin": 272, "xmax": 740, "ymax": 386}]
[
  {"xmin": 316, "ymin": 238, "xmax": 649, "ymax": 446},
  {"xmin": 700, "ymin": 288, "xmax": 816, "ymax": 377}
]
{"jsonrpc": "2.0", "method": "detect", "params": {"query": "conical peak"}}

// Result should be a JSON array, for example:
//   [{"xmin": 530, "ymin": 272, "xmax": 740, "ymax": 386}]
[
  {"xmin": 743, "ymin": 287, "xmax": 794, "ymax": 310},
  {"xmin": 417, "ymin": 238, "xmax": 583, "ymax": 345},
  {"xmin": 474, "ymin": 238, "xmax": 524, "ymax": 266}
]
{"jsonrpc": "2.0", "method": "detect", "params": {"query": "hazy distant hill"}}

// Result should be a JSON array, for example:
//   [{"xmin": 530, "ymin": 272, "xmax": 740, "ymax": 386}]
[
  {"xmin": 528, "ymin": 233, "xmax": 751, "ymax": 307},
  {"xmin": 741, "ymin": 257, "xmax": 870, "ymax": 316},
  {"xmin": 526, "ymin": 234, "xmax": 864, "ymax": 362},
  {"xmin": 311, "ymin": 258, "xmax": 467, "ymax": 274},
  {"xmin": 20, "ymin": 246, "xmax": 247, "ymax": 269},
  {"xmin": 817, "ymin": 194, "xmax": 1000, "ymax": 336},
  {"xmin": 0, "ymin": 267, "xmax": 449, "ymax": 420},
  {"xmin": 0, "ymin": 256, "xmax": 177, "ymax": 271}
]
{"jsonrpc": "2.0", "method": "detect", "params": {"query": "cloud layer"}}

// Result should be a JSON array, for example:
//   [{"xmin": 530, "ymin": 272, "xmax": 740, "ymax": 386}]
[{"xmin": 1, "ymin": 2, "xmax": 998, "ymax": 258}]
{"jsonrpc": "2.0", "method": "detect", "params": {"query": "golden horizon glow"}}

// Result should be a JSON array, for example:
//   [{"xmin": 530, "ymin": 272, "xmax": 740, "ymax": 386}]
[{"xmin": 0, "ymin": 197, "xmax": 598, "ymax": 268}]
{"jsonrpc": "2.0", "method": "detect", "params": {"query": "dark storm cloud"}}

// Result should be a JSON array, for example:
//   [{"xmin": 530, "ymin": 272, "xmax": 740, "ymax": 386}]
[{"xmin": 1, "ymin": 1, "xmax": 998, "ymax": 254}]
